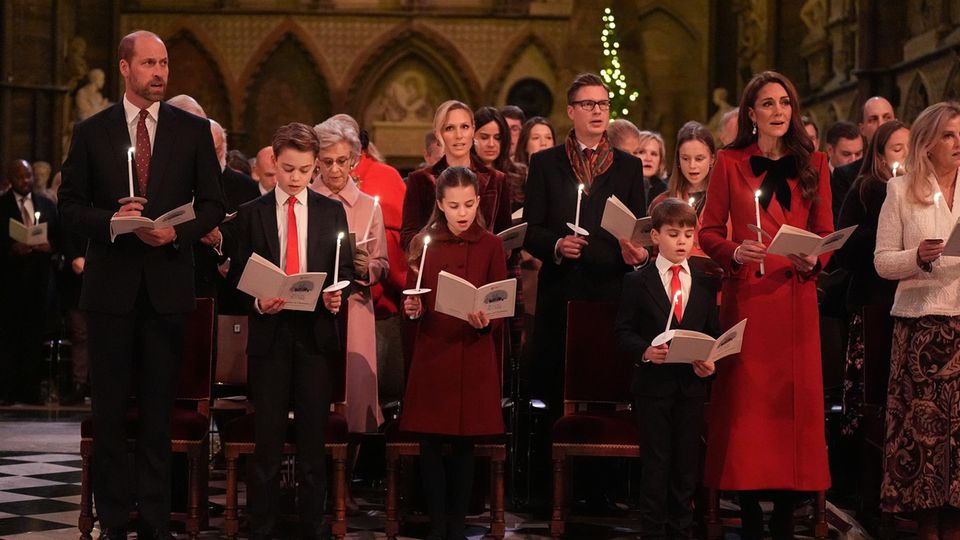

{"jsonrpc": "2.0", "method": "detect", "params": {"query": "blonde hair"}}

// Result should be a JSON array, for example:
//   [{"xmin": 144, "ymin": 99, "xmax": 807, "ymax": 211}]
[
  {"xmin": 433, "ymin": 100, "xmax": 473, "ymax": 152},
  {"xmin": 607, "ymin": 119, "xmax": 641, "ymax": 150},
  {"xmin": 904, "ymin": 101, "xmax": 960, "ymax": 204},
  {"xmin": 637, "ymin": 130, "xmax": 667, "ymax": 177}
]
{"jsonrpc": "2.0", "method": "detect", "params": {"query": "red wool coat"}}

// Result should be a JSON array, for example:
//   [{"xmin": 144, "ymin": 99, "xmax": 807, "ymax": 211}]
[
  {"xmin": 699, "ymin": 144, "xmax": 833, "ymax": 491},
  {"xmin": 399, "ymin": 222, "xmax": 507, "ymax": 436},
  {"xmin": 355, "ymin": 153, "xmax": 407, "ymax": 316}
]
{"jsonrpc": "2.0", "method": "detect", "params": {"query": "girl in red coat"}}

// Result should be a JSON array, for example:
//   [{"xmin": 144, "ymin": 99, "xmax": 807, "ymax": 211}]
[
  {"xmin": 400, "ymin": 166, "xmax": 506, "ymax": 540},
  {"xmin": 699, "ymin": 71, "xmax": 833, "ymax": 539}
]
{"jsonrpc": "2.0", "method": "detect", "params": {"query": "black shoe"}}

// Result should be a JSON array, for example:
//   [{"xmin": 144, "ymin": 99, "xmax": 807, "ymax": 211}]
[
  {"xmin": 98, "ymin": 527, "xmax": 127, "ymax": 540},
  {"xmin": 135, "ymin": 527, "xmax": 174, "ymax": 540}
]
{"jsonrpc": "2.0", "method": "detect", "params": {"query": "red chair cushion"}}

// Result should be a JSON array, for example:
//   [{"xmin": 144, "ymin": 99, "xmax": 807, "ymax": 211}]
[
  {"xmin": 80, "ymin": 408, "xmax": 209, "ymax": 442},
  {"xmin": 551, "ymin": 410, "xmax": 640, "ymax": 446},
  {"xmin": 220, "ymin": 411, "xmax": 348, "ymax": 446}
]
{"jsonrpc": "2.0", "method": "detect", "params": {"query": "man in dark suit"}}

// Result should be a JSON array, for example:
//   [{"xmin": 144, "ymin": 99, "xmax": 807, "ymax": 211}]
[
  {"xmin": 0, "ymin": 159, "xmax": 58, "ymax": 405},
  {"xmin": 229, "ymin": 123, "xmax": 351, "ymax": 540},
  {"xmin": 615, "ymin": 199, "xmax": 720, "ymax": 539},
  {"xmin": 58, "ymin": 30, "xmax": 225, "ymax": 540},
  {"xmin": 523, "ymin": 72, "xmax": 649, "ymax": 415}
]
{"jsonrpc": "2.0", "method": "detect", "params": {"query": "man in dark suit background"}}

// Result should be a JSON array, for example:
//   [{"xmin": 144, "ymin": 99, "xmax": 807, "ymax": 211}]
[
  {"xmin": 59, "ymin": 30, "xmax": 224, "ymax": 540},
  {"xmin": 0, "ymin": 159, "xmax": 58, "ymax": 405}
]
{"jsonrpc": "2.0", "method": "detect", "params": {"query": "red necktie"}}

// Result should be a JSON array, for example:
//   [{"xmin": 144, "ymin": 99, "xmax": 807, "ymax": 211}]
[
  {"xmin": 135, "ymin": 109, "xmax": 152, "ymax": 196},
  {"xmin": 670, "ymin": 265, "xmax": 683, "ymax": 323},
  {"xmin": 285, "ymin": 196, "xmax": 300, "ymax": 275},
  {"xmin": 583, "ymin": 148, "xmax": 594, "ymax": 161}
]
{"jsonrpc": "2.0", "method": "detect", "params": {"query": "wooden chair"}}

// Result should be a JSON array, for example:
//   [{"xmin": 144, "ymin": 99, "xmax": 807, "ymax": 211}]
[
  {"xmin": 78, "ymin": 297, "xmax": 215, "ymax": 540},
  {"xmin": 549, "ymin": 300, "xmax": 640, "ymax": 538},
  {"xmin": 220, "ymin": 311, "xmax": 350, "ymax": 540}
]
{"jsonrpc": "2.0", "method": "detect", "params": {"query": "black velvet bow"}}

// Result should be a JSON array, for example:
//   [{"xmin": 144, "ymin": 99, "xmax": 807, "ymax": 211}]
[{"xmin": 750, "ymin": 155, "xmax": 797, "ymax": 211}]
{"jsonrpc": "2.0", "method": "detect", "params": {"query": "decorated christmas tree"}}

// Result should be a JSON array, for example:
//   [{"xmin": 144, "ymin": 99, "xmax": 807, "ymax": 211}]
[{"xmin": 599, "ymin": 7, "xmax": 640, "ymax": 120}]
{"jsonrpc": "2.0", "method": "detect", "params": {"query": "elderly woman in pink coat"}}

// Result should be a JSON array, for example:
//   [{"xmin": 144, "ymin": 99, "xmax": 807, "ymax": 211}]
[{"xmin": 312, "ymin": 117, "xmax": 388, "ymax": 433}]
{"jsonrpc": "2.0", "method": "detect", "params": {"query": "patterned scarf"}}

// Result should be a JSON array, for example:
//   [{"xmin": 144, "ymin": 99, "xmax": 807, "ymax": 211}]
[{"xmin": 565, "ymin": 129, "xmax": 614, "ymax": 191}]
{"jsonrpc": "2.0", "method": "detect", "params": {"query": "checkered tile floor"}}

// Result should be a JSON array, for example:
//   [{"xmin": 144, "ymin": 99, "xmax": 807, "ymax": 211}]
[{"xmin": 0, "ymin": 452, "xmax": 84, "ymax": 538}]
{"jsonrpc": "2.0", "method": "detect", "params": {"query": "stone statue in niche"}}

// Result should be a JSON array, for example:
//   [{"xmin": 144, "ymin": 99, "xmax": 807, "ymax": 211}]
[
  {"xmin": 800, "ymin": 0, "xmax": 828, "ymax": 42},
  {"xmin": 372, "ymin": 70, "xmax": 434, "ymax": 123},
  {"xmin": 65, "ymin": 36, "xmax": 90, "ymax": 89},
  {"xmin": 74, "ymin": 68, "xmax": 112, "ymax": 121},
  {"xmin": 707, "ymin": 88, "xmax": 734, "ymax": 136}
]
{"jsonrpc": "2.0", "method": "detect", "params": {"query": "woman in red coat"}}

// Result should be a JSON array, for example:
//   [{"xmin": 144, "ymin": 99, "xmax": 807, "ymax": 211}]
[
  {"xmin": 699, "ymin": 71, "xmax": 833, "ymax": 540},
  {"xmin": 400, "ymin": 166, "xmax": 506, "ymax": 540},
  {"xmin": 400, "ymin": 100, "xmax": 513, "ymax": 251}
]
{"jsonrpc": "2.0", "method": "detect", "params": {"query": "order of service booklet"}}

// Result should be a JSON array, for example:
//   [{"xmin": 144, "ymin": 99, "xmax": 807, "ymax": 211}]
[
  {"xmin": 765, "ymin": 224, "xmax": 857, "ymax": 257},
  {"xmin": 110, "ymin": 201, "xmax": 196, "ymax": 237},
  {"xmin": 942, "ymin": 220, "xmax": 960, "ymax": 256},
  {"xmin": 497, "ymin": 222, "xmax": 527, "ymax": 252},
  {"xmin": 237, "ymin": 252, "xmax": 327, "ymax": 312},
  {"xmin": 662, "ymin": 318, "xmax": 748, "ymax": 364},
  {"xmin": 434, "ymin": 270, "xmax": 517, "ymax": 322},
  {"xmin": 8, "ymin": 219, "xmax": 48, "ymax": 246},
  {"xmin": 601, "ymin": 195, "xmax": 654, "ymax": 246}
]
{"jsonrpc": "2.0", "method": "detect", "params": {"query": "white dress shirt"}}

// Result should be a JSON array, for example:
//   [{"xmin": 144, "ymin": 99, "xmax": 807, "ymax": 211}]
[
  {"xmin": 275, "ymin": 186, "xmax": 309, "ymax": 275},
  {"xmin": 122, "ymin": 95, "xmax": 159, "ymax": 152},
  {"xmin": 655, "ymin": 254, "xmax": 691, "ymax": 315}
]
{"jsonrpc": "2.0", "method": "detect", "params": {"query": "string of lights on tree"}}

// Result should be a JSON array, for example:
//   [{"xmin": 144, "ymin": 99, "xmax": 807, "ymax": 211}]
[{"xmin": 600, "ymin": 7, "xmax": 640, "ymax": 119}]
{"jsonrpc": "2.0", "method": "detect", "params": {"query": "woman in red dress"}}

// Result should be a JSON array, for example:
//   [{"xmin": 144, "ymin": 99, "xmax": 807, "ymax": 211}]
[
  {"xmin": 699, "ymin": 71, "xmax": 833, "ymax": 539},
  {"xmin": 400, "ymin": 166, "xmax": 506, "ymax": 540}
]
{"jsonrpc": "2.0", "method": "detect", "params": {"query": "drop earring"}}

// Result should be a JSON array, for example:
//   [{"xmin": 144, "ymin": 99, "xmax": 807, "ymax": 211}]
[{"xmin": 752, "ymin": 122, "xmax": 758, "ymax": 135}]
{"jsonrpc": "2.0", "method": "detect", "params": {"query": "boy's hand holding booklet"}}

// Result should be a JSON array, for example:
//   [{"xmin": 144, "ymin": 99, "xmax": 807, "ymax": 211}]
[
  {"xmin": 8, "ymin": 219, "xmax": 48, "ymax": 246},
  {"xmin": 237, "ymin": 252, "xmax": 327, "ymax": 312},
  {"xmin": 601, "ymin": 195, "xmax": 654, "ymax": 246},
  {"xmin": 434, "ymin": 270, "xmax": 517, "ymax": 322},
  {"xmin": 651, "ymin": 318, "xmax": 748, "ymax": 364},
  {"xmin": 765, "ymin": 224, "xmax": 857, "ymax": 257},
  {"xmin": 110, "ymin": 201, "xmax": 196, "ymax": 238}
]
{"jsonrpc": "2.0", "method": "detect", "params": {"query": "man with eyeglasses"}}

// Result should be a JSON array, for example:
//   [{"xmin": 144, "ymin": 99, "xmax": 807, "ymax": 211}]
[{"xmin": 523, "ymin": 73, "xmax": 649, "ymax": 498}]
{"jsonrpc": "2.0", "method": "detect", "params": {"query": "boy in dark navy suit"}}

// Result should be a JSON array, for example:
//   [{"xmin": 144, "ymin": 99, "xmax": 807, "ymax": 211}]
[{"xmin": 615, "ymin": 198, "xmax": 720, "ymax": 539}]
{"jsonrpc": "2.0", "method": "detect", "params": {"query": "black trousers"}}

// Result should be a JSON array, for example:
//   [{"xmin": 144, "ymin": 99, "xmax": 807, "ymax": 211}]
[
  {"xmin": 87, "ymin": 291, "xmax": 187, "ymax": 531},
  {"xmin": 635, "ymin": 392, "xmax": 704, "ymax": 540},
  {"xmin": 248, "ymin": 313, "xmax": 331, "ymax": 536},
  {"xmin": 418, "ymin": 435, "xmax": 476, "ymax": 538},
  {"xmin": 739, "ymin": 490, "xmax": 798, "ymax": 540}
]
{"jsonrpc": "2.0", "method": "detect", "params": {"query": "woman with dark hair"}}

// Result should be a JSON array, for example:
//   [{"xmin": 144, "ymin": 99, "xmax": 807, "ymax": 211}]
[
  {"xmin": 401, "ymin": 166, "xmax": 507, "ymax": 540},
  {"xmin": 834, "ymin": 120, "xmax": 908, "ymax": 437},
  {"xmin": 515, "ymin": 116, "xmax": 556, "ymax": 168},
  {"xmin": 472, "ymin": 106, "xmax": 527, "ymax": 210},
  {"xmin": 400, "ymin": 101, "xmax": 512, "ymax": 251},
  {"xmin": 699, "ymin": 71, "xmax": 833, "ymax": 539}
]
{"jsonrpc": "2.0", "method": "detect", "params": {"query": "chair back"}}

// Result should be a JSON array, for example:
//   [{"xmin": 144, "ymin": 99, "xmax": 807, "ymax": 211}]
[
  {"xmin": 215, "ymin": 314, "xmax": 249, "ymax": 387},
  {"xmin": 563, "ymin": 300, "xmax": 632, "ymax": 409},
  {"xmin": 176, "ymin": 297, "xmax": 215, "ymax": 410}
]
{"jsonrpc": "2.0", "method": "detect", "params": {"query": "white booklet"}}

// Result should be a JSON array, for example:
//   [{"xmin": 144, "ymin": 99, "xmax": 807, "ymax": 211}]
[
  {"xmin": 237, "ymin": 252, "xmax": 327, "ymax": 312},
  {"xmin": 434, "ymin": 270, "xmax": 517, "ymax": 322},
  {"xmin": 942, "ymin": 220, "xmax": 960, "ymax": 256},
  {"xmin": 663, "ymin": 318, "xmax": 748, "ymax": 364},
  {"xmin": 110, "ymin": 201, "xmax": 196, "ymax": 236},
  {"xmin": 497, "ymin": 223, "xmax": 528, "ymax": 252},
  {"xmin": 601, "ymin": 195, "xmax": 654, "ymax": 246},
  {"xmin": 511, "ymin": 207, "xmax": 523, "ymax": 222},
  {"xmin": 8, "ymin": 219, "xmax": 48, "ymax": 246},
  {"xmin": 766, "ymin": 224, "xmax": 857, "ymax": 257}
]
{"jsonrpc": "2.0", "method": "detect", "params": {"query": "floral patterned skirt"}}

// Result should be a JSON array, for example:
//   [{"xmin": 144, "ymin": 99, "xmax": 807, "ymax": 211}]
[
  {"xmin": 880, "ymin": 315, "xmax": 960, "ymax": 512},
  {"xmin": 841, "ymin": 313, "xmax": 865, "ymax": 436}
]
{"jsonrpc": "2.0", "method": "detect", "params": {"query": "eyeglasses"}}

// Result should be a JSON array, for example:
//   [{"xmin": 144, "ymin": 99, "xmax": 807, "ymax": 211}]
[
  {"xmin": 571, "ymin": 100, "xmax": 611, "ymax": 112},
  {"xmin": 318, "ymin": 157, "xmax": 352, "ymax": 170}
]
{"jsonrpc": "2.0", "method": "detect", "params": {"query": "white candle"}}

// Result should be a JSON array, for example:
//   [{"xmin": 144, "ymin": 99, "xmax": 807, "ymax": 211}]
[
  {"xmin": 754, "ymin": 189, "xmax": 765, "ymax": 276},
  {"xmin": 688, "ymin": 196, "xmax": 695, "ymax": 207},
  {"xmin": 127, "ymin": 147, "xmax": 135, "ymax": 199},
  {"xmin": 574, "ymin": 183, "xmax": 585, "ymax": 236},
  {"xmin": 362, "ymin": 195, "xmax": 379, "ymax": 242},
  {"xmin": 415, "ymin": 235, "xmax": 431, "ymax": 291},
  {"xmin": 333, "ymin": 232, "xmax": 344, "ymax": 283},
  {"xmin": 891, "ymin": 161, "xmax": 900, "ymax": 177},
  {"xmin": 665, "ymin": 291, "xmax": 681, "ymax": 333},
  {"xmin": 33, "ymin": 211, "xmax": 40, "ymax": 225}
]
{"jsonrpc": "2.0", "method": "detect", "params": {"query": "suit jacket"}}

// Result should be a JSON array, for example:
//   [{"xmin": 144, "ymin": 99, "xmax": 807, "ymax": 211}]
[
  {"xmin": 830, "ymin": 157, "xmax": 862, "ymax": 226},
  {"xmin": 221, "ymin": 167, "xmax": 260, "ymax": 212},
  {"xmin": 58, "ymin": 101, "xmax": 225, "ymax": 315},
  {"xmin": 0, "ymin": 190, "xmax": 59, "ymax": 316},
  {"xmin": 523, "ymin": 144, "xmax": 648, "ymax": 301},
  {"xmin": 230, "ymin": 189, "xmax": 354, "ymax": 357},
  {"xmin": 615, "ymin": 263, "xmax": 720, "ymax": 397}
]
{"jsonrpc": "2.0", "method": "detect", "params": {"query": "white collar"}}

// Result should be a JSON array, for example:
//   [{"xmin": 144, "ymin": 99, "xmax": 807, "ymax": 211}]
[
  {"xmin": 122, "ymin": 94, "xmax": 161, "ymax": 125},
  {"xmin": 655, "ymin": 253, "xmax": 690, "ymax": 276},
  {"xmin": 577, "ymin": 140, "xmax": 599, "ymax": 151},
  {"xmin": 274, "ymin": 186, "xmax": 309, "ymax": 207}
]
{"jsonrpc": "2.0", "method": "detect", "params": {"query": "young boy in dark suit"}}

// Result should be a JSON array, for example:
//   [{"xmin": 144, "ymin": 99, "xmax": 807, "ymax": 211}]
[
  {"xmin": 229, "ymin": 122, "xmax": 353, "ymax": 540},
  {"xmin": 615, "ymin": 198, "xmax": 720, "ymax": 540}
]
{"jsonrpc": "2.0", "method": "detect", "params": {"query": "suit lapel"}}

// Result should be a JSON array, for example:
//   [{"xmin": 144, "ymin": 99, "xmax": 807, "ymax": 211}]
[
  {"xmin": 104, "ymin": 104, "xmax": 132, "ymax": 195},
  {"xmin": 680, "ymin": 273, "xmax": 708, "ymax": 330},
  {"xmin": 258, "ymin": 195, "xmax": 281, "ymax": 266},
  {"xmin": 640, "ymin": 267, "xmax": 672, "ymax": 323},
  {"xmin": 307, "ymin": 191, "xmax": 322, "ymax": 273},
  {"xmin": 735, "ymin": 157, "xmax": 789, "ymax": 229},
  {"xmin": 146, "ymin": 103, "xmax": 176, "ymax": 201}
]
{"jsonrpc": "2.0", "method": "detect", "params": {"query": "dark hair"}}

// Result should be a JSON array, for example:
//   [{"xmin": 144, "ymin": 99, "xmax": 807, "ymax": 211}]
[
  {"xmin": 651, "ymin": 197, "xmax": 698, "ymax": 230},
  {"xmin": 825, "ymin": 120, "xmax": 861, "ymax": 147},
  {"xmin": 272, "ymin": 122, "xmax": 320, "ymax": 158},
  {"xmin": 515, "ymin": 116, "xmax": 556, "ymax": 165},
  {"xmin": 423, "ymin": 131, "xmax": 439, "ymax": 152},
  {"xmin": 226, "ymin": 149, "xmax": 252, "ymax": 176},
  {"xmin": 665, "ymin": 121, "xmax": 716, "ymax": 199},
  {"xmin": 471, "ymin": 106, "xmax": 512, "ymax": 169},
  {"xmin": 857, "ymin": 120, "xmax": 908, "ymax": 204},
  {"xmin": 409, "ymin": 166, "xmax": 485, "ymax": 262},
  {"xmin": 731, "ymin": 71, "xmax": 818, "ymax": 200},
  {"xmin": 566, "ymin": 73, "xmax": 609, "ymax": 105},
  {"xmin": 801, "ymin": 116, "xmax": 819, "ymax": 138},
  {"xmin": 118, "ymin": 30, "xmax": 161, "ymax": 63},
  {"xmin": 500, "ymin": 105, "xmax": 526, "ymax": 123}
]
